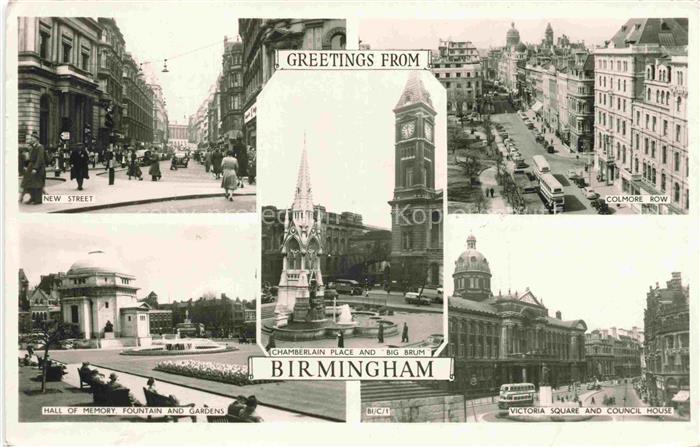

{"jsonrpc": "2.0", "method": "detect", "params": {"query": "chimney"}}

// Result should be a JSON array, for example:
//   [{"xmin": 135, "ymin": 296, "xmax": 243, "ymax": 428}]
[{"xmin": 555, "ymin": 310, "xmax": 562, "ymax": 319}]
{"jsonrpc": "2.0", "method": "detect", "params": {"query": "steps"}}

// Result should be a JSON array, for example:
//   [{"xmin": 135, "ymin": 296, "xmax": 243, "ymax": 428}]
[{"xmin": 361, "ymin": 381, "xmax": 451, "ymax": 402}]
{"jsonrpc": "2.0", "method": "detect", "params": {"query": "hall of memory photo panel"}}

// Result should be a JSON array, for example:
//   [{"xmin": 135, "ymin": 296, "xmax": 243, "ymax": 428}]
[
  {"xmin": 359, "ymin": 18, "xmax": 689, "ymax": 215},
  {"xmin": 16, "ymin": 16, "xmax": 345, "ymax": 213}
]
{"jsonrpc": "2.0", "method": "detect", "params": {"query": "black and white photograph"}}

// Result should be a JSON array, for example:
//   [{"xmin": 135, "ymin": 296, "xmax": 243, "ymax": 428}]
[
  {"xmin": 359, "ymin": 18, "xmax": 689, "ymax": 215},
  {"xmin": 16, "ymin": 220, "xmax": 345, "ymax": 422},
  {"xmin": 361, "ymin": 216, "xmax": 690, "ymax": 422},
  {"xmin": 258, "ymin": 70, "xmax": 446, "ymax": 349},
  {"xmin": 17, "ymin": 15, "xmax": 345, "ymax": 213}
]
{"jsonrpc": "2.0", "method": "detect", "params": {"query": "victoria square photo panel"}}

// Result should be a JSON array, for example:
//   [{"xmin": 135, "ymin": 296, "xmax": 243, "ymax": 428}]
[
  {"xmin": 16, "ymin": 15, "xmax": 346, "ymax": 213},
  {"xmin": 359, "ymin": 18, "xmax": 689, "ymax": 215},
  {"xmin": 16, "ymin": 221, "xmax": 346, "ymax": 422},
  {"xmin": 360, "ymin": 215, "xmax": 691, "ymax": 423},
  {"xmin": 257, "ymin": 70, "xmax": 446, "ymax": 351}
]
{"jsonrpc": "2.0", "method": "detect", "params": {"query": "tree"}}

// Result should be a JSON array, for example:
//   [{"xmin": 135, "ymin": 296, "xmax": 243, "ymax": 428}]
[{"xmin": 35, "ymin": 319, "xmax": 79, "ymax": 393}]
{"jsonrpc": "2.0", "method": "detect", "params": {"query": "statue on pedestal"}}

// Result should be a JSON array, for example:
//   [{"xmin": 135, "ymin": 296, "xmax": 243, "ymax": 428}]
[
  {"xmin": 541, "ymin": 363, "xmax": 550, "ymax": 386},
  {"xmin": 104, "ymin": 320, "xmax": 113, "ymax": 333}
]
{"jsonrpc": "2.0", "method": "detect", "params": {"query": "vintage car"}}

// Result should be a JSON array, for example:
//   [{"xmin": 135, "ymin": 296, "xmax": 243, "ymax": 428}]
[
  {"xmin": 404, "ymin": 292, "xmax": 431, "ymax": 306},
  {"xmin": 173, "ymin": 151, "xmax": 190, "ymax": 168}
]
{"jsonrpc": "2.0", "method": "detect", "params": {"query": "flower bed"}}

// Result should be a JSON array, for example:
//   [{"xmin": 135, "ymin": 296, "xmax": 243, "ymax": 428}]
[{"xmin": 154, "ymin": 359, "xmax": 271, "ymax": 386}]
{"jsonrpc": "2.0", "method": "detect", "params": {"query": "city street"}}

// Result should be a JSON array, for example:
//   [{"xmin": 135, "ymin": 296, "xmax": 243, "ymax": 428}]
[
  {"xmin": 491, "ymin": 112, "xmax": 595, "ymax": 214},
  {"xmin": 20, "ymin": 160, "xmax": 256, "ymax": 213},
  {"xmin": 469, "ymin": 381, "xmax": 656, "ymax": 422}
]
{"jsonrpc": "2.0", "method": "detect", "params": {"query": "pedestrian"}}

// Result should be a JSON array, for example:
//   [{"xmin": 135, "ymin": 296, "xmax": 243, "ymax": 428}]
[
  {"xmin": 204, "ymin": 150, "xmax": 211, "ymax": 173},
  {"xmin": 490, "ymin": 187, "xmax": 495, "ymax": 198},
  {"xmin": 127, "ymin": 149, "xmax": 143, "ymax": 180},
  {"xmin": 21, "ymin": 131, "xmax": 47, "ymax": 205},
  {"xmin": 337, "ymin": 331, "xmax": 344, "ymax": 348},
  {"xmin": 104, "ymin": 144, "xmax": 115, "ymax": 186},
  {"xmin": 401, "ymin": 322, "xmax": 409, "ymax": 343},
  {"xmin": 211, "ymin": 147, "xmax": 224, "ymax": 179},
  {"xmin": 148, "ymin": 151, "xmax": 161, "ymax": 181},
  {"xmin": 90, "ymin": 151, "xmax": 97, "ymax": 168},
  {"xmin": 220, "ymin": 150, "xmax": 239, "ymax": 201},
  {"xmin": 18, "ymin": 147, "xmax": 30, "ymax": 203},
  {"xmin": 377, "ymin": 322, "xmax": 384, "ymax": 344},
  {"xmin": 69, "ymin": 144, "xmax": 90, "ymax": 191}
]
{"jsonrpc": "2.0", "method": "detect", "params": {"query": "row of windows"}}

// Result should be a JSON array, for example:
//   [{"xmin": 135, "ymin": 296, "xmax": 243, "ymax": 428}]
[
  {"xmin": 441, "ymin": 81, "xmax": 480, "ymax": 90},
  {"xmin": 598, "ymin": 75, "xmax": 627, "ymax": 93},
  {"xmin": 598, "ymin": 58, "xmax": 629, "ymax": 73},
  {"xmin": 646, "ymin": 64, "xmax": 684, "ymax": 86},
  {"xmin": 454, "ymin": 275, "xmax": 490, "ymax": 291},
  {"xmin": 645, "ymin": 88, "xmax": 683, "ymax": 113}
]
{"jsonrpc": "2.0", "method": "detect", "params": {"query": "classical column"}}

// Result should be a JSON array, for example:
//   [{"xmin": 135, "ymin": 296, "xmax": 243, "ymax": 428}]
[{"xmin": 500, "ymin": 324, "xmax": 508, "ymax": 358}]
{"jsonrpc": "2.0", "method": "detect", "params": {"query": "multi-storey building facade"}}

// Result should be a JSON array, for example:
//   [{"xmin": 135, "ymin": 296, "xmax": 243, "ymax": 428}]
[
  {"xmin": 168, "ymin": 123, "xmax": 189, "ymax": 149},
  {"xmin": 585, "ymin": 331, "xmax": 615, "ymax": 379},
  {"xmin": 219, "ymin": 37, "xmax": 246, "ymax": 171},
  {"xmin": 593, "ymin": 18, "xmax": 688, "ymax": 212},
  {"xmin": 261, "ymin": 205, "xmax": 382, "ymax": 287},
  {"xmin": 586, "ymin": 327, "xmax": 643, "ymax": 379},
  {"xmin": 432, "ymin": 40, "xmax": 483, "ymax": 115},
  {"xmin": 447, "ymin": 235, "xmax": 587, "ymax": 397},
  {"xmin": 239, "ymin": 19, "xmax": 346, "ymax": 168},
  {"xmin": 18, "ymin": 17, "xmax": 103, "ymax": 151},
  {"xmin": 630, "ymin": 50, "xmax": 688, "ymax": 214},
  {"xmin": 207, "ymin": 80, "xmax": 220, "ymax": 146},
  {"xmin": 567, "ymin": 53, "xmax": 595, "ymax": 152},
  {"xmin": 121, "ymin": 53, "xmax": 154, "ymax": 146},
  {"xmin": 644, "ymin": 272, "xmax": 689, "ymax": 408},
  {"xmin": 149, "ymin": 82, "xmax": 168, "ymax": 148},
  {"xmin": 95, "ymin": 18, "xmax": 125, "ymax": 153}
]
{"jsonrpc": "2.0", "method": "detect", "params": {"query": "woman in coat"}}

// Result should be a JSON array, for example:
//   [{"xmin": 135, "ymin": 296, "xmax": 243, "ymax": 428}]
[
  {"xmin": 204, "ymin": 150, "xmax": 212, "ymax": 173},
  {"xmin": 220, "ymin": 150, "xmax": 239, "ymax": 200},
  {"xmin": 21, "ymin": 131, "xmax": 46, "ymax": 204},
  {"xmin": 69, "ymin": 145, "xmax": 90, "ymax": 190},
  {"xmin": 211, "ymin": 148, "xmax": 223, "ymax": 179},
  {"xmin": 127, "ymin": 149, "xmax": 143, "ymax": 180},
  {"xmin": 148, "ymin": 151, "xmax": 161, "ymax": 181}
]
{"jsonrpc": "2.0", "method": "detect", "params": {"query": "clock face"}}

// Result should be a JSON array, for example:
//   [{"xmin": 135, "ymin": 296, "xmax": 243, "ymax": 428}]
[
  {"xmin": 401, "ymin": 121, "xmax": 415, "ymax": 139},
  {"xmin": 424, "ymin": 122, "xmax": 433, "ymax": 141}
]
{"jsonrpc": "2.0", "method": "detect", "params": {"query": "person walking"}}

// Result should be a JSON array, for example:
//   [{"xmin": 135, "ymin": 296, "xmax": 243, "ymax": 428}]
[
  {"xmin": 104, "ymin": 145, "xmax": 116, "ymax": 186},
  {"xmin": 377, "ymin": 322, "xmax": 384, "ymax": 344},
  {"xmin": 401, "ymin": 322, "xmax": 409, "ymax": 343},
  {"xmin": 337, "ymin": 331, "xmax": 344, "ymax": 348},
  {"xmin": 204, "ymin": 150, "xmax": 212, "ymax": 173},
  {"xmin": 170, "ymin": 152, "xmax": 178, "ymax": 171},
  {"xmin": 148, "ymin": 151, "xmax": 161, "ymax": 181},
  {"xmin": 127, "ymin": 149, "xmax": 143, "ymax": 180},
  {"xmin": 211, "ymin": 147, "xmax": 223, "ymax": 179},
  {"xmin": 220, "ymin": 150, "xmax": 239, "ymax": 200},
  {"xmin": 69, "ymin": 144, "xmax": 90, "ymax": 191},
  {"xmin": 21, "ymin": 131, "xmax": 46, "ymax": 204}
]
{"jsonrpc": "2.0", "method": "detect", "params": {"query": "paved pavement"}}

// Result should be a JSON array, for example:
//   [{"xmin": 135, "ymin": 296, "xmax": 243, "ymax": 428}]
[
  {"xmin": 89, "ymin": 195, "xmax": 256, "ymax": 213},
  {"xmin": 261, "ymin": 310, "xmax": 443, "ymax": 349},
  {"xmin": 20, "ymin": 160, "xmax": 256, "ymax": 213},
  {"xmin": 43, "ymin": 344, "xmax": 346, "ymax": 421},
  {"xmin": 478, "ymin": 166, "xmax": 509, "ymax": 212}
]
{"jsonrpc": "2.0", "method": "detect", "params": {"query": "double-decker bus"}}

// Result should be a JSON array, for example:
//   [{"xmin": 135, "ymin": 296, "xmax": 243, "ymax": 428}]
[
  {"xmin": 532, "ymin": 155, "xmax": 551, "ymax": 180},
  {"xmin": 539, "ymin": 172, "xmax": 565, "ymax": 213},
  {"xmin": 498, "ymin": 383, "xmax": 536, "ymax": 410}
]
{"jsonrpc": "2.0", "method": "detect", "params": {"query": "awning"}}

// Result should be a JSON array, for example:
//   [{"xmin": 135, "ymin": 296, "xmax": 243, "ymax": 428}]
[
  {"xmin": 531, "ymin": 101, "xmax": 543, "ymax": 113},
  {"xmin": 671, "ymin": 390, "xmax": 689, "ymax": 402}
]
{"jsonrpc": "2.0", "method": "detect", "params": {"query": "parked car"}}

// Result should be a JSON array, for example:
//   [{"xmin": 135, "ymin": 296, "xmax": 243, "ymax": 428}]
[
  {"xmin": 546, "ymin": 145, "xmax": 555, "ymax": 154},
  {"xmin": 567, "ymin": 169, "xmax": 581, "ymax": 179},
  {"xmin": 334, "ymin": 279, "xmax": 363, "ymax": 295},
  {"xmin": 574, "ymin": 177, "xmax": 588, "ymax": 188},
  {"xmin": 404, "ymin": 292, "xmax": 431, "ymax": 306},
  {"xmin": 433, "ymin": 287, "xmax": 443, "ymax": 304},
  {"xmin": 583, "ymin": 187, "xmax": 599, "ymax": 200}
]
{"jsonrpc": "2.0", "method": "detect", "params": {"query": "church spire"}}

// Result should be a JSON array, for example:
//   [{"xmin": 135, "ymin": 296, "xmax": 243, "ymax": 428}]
[{"xmin": 291, "ymin": 136, "xmax": 314, "ymax": 213}]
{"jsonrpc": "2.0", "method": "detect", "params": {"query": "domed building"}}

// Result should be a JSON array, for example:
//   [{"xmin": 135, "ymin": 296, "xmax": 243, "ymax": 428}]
[
  {"xmin": 60, "ymin": 250, "xmax": 151, "ymax": 347},
  {"xmin": 453, "ymin": 235, "xmax": 492, "ymax": 301},
  {"xmin": 505, "ymin": 22, "xmax": 521, "ymax": 49},
  {"xmin": 447, "ymin": 234, "xmax": 587, "ymax": 398}
]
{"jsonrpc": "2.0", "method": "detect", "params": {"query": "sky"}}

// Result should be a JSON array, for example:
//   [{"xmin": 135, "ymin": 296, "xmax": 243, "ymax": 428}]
[
  {"xmin": 113, "ymin": 7, "xmax": 240, "ymax": 124},
  {"xmin": 445, "ymin": 216, "xmax": 691, "ymax": 330},
  {"xmin": 358, "ymin": 19, "xmax": 624, "ymax": 52},
  {"xmin": 257, "ymin": 70, "xmax": 446, "ymax": 229},
  {"xmin": 19, "ymin": 221, "xmax": 258, "ymax": 303}
]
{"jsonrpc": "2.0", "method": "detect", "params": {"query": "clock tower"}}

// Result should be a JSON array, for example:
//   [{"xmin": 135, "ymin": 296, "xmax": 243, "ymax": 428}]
[{"xmin": 388, "ymin": 72, "xmax": 443, "ymax": 290}]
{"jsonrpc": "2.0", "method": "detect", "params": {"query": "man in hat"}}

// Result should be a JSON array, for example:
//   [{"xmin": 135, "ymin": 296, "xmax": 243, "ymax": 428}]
[
  {"xmin": 69, "ymin": 143, "xmax": 90, "ymax": 190},
  {"xmin": 21, "ymin": 131, "xmax": 46, "ymax": 204}
]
